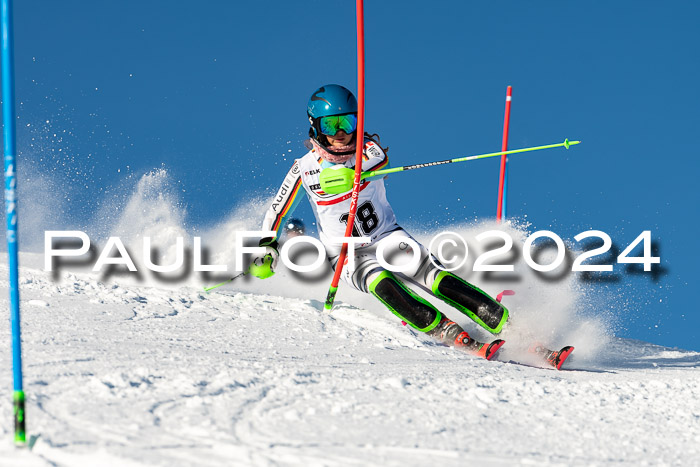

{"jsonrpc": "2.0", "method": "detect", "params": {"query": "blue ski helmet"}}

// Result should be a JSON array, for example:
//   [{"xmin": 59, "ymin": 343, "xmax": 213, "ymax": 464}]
[{"xmin": 307, "ymin": 85, "xmax": 358, "ymax": 138}]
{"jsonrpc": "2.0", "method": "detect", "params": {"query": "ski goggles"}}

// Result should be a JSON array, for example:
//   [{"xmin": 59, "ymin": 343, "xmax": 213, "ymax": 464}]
[{"xmin": 317, "ymin": 114, "xmax": 358, "ymax": 136}]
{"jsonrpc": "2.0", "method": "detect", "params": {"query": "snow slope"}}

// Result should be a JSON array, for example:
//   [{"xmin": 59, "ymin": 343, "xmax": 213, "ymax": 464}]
[{"xmin": 0, "ymin": 252, "xmax": 699, "ymax": 466}]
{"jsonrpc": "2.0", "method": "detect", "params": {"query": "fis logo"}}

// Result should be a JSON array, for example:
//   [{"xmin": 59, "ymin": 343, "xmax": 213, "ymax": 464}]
[{"xmin": 366, "ymin": 143, "xmax": 382, "ymax": 158}]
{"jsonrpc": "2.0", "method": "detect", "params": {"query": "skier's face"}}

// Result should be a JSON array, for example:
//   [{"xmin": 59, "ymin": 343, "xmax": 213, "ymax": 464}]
[{"xmin": 326, "ymin": 130, "xmax": 353, "ymax": 147}]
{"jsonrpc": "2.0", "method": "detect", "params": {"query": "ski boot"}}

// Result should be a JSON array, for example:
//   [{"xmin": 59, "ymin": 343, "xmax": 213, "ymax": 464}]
[
  {"xmin": 529, "ymin": 343, "xmax": 575, "ymax": 370},
  {"xmin": 428, "ymin": 317, "xmax": 505, "ymax": 361}
]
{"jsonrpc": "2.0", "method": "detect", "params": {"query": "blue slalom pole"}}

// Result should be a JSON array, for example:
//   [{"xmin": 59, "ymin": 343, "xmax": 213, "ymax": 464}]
[{"xmin": 1, "ymin": 0, "xmax": 26, "ymax": 445}]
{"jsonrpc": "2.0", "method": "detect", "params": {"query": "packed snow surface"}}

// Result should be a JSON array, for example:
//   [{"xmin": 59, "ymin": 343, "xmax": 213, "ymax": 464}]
[{"xmin": 0, "ymin": 252, "xmax": 699, "ymax": 466}]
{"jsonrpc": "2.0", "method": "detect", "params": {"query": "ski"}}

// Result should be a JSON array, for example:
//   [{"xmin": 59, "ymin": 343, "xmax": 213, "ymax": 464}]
[{"xmin": 529, "ymin": 343, "xmax": 575, "ymax": 370}]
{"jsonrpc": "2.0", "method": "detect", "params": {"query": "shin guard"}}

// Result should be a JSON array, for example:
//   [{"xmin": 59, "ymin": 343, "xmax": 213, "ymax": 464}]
[
  {"xmin": 431, "ymin": 271, "xmax": 508, "ymax": 334},
  {"xmin": 369, "ymin": 271, "xmax": 442, "ymax": 332}
]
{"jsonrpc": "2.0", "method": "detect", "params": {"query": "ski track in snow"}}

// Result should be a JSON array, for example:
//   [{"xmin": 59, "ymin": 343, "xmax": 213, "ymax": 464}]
[{"xmin": 0, "ymin": 253, "xmax": 699, "ymax": 467}]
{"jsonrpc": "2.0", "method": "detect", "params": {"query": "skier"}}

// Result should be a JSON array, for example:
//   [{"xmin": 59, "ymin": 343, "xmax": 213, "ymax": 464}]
[{"xmin": 248, "ymin": 84, "xmax": 508, "ymax": 359}]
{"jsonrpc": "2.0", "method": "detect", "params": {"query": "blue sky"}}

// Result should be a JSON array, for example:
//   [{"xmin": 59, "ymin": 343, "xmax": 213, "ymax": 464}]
[{"xmin": 4, "ymin": 1, "xmax": 699, "ymax": 349}]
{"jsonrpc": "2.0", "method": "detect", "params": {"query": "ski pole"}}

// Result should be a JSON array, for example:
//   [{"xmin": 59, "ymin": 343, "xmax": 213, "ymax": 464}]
[
  {"xmin": 320, "ymin": 139, "xmax": 581, "ymax": 194},
  {"xmin": 204, "ymin": 272, "xmax": 246, "ymax": 292}
]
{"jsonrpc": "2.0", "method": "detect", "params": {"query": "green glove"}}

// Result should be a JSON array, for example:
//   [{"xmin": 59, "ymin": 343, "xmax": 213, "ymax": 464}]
[
  {"xmin": 248, "ymin": 253, "xmax": 276, "ymax": 279},
  {"xmin": 248, "ymin": 239, "xmax": 279, "ymax": 279}
]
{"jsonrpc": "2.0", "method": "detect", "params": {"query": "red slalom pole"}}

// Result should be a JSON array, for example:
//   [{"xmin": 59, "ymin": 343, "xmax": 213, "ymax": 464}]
[
  {"xmin": 496, "ymin": 86, "xmax": 512, "ymax": 222},
  {"xmin": 324, "ymin": 0, "xmax": 365, "ymax": 311}
]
